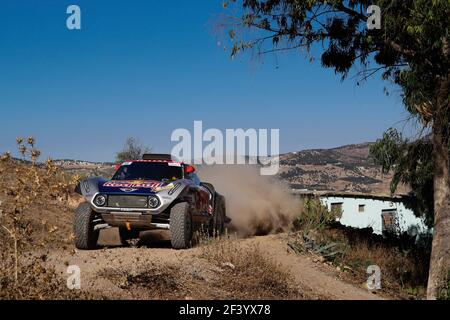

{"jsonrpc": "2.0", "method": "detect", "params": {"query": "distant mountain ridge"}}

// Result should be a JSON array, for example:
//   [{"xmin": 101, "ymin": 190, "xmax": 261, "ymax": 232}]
[
  {"xmin": 53, "ymin": 159, "xmax": 114, "ymax": 166},
  {"xmin": 13, "ymin": 142, "xmax": 403, "ymax": 195},
  {"xmin": 278, "ymin": 142, "xmax": 407, "ymax": 195},
  {"xmin": 52, "ymin": 159, "xmax": 116, "ymax": 178}
]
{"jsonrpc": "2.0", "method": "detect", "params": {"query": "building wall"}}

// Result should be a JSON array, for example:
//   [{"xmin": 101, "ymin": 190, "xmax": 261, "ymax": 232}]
[{"xmin": 320, "ymin": 196, "xmax": 428, "ymax": 236}]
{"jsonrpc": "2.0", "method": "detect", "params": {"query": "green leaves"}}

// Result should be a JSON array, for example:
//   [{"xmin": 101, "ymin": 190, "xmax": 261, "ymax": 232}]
[
  {"xmin": 223, "ymin": 0, "xmax": 448, "ymax": 226},
  {"xmin": 370, "ymin": 128, "xmax": 435, "ymax": 225},
  {"xmin": 226, "ymin": 0, "xmax": 448, "ymax": 87},
  {"xmin": 116, "ymin": 137, "xmax": 151, "ymax": 163},
  {"xmin": 406, "ymin": 25, "xmax": 423, "ymax": 35}
]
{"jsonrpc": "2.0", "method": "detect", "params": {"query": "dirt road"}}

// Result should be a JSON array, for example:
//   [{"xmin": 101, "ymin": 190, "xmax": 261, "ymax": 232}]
[{"xmin": 46, "ymin": 229, "xmax": 384, "ymax": 300}]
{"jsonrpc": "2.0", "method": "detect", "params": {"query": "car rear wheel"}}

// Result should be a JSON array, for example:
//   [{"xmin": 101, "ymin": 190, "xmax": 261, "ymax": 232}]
[
  {"xmin": 211, "ymin": 194, "xmax": 226, "ymax": 236},
  {"xmin": 170, "ymin": 202, "xmax": 193, "ymax": 249},
  {"xmin": 74, "ymin": 202, "xmax": 100, "ymax": 250}
]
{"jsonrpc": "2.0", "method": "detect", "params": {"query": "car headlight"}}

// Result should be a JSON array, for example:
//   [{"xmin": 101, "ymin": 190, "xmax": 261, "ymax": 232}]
[
  {"xmin": 148, "ymin": 196, "xmax": 160, "ymax": 208},
  {"xmin": 94, "ymin": 194, "xmax": 107, "ymax": 207}
]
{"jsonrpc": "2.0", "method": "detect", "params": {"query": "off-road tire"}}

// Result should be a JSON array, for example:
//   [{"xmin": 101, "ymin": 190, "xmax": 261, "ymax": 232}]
[
  {"xmin": 211, "ymin": 194, "xmax": 226, "ymax": 236},
  {"xmin": 74, "ymin": 202, "xmax": 99, "ymax": 250},
  {"xmin": 170, "ymin": 202, "xmax": 193, "ymax": 249},
  {"xmin": 200, "ymin": 182, "xmax": 215, "ymax": 194}
]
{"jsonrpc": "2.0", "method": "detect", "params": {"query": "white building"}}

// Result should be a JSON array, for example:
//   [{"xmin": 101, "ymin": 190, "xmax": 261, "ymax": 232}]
[{"xmin": 294, "ymin": 191, "xmax": 429, "ymax": 237}]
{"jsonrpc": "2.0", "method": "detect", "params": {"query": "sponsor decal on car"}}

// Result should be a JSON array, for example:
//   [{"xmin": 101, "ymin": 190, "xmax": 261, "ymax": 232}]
[
  {"xmin": 154, "ymin": 183, "xmax": 176, "ymax": 192},
  {"xmin": 168, "ymin": 162, "xmax": 182, "ymax": 167},
  {"xmin": 119, "ymin": 188, "xmax": 138, "ymax": 193},
  {"xmin": 103, "ymin": 181, "xmax": 163, "ymax": 189}
]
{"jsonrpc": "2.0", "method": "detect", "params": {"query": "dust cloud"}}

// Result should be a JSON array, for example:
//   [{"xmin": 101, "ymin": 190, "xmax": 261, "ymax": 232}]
[{"xmin": 198, "ymin": 164, "xmax": 301, "ymax": 237}]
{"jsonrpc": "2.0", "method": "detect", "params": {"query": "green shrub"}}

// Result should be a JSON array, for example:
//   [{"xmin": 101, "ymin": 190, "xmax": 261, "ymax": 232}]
[{"xmin": 293, "ymin": 197, "xmax": 339, "ymax": 232}]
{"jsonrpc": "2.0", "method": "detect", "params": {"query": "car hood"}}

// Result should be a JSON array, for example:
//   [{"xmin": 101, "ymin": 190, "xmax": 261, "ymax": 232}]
[{"xmin": 98, "ymin": 180, "xmax": 175, "ymax": 194}]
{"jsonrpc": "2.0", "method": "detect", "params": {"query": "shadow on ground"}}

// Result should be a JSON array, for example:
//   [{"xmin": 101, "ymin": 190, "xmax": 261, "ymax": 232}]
[{"xmin": 97, "ymin": 228, "xmax": 172, "ymax": 249}]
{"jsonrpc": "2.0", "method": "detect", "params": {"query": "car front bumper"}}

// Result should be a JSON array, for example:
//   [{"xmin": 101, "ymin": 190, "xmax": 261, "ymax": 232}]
[{"xmin": 101, "ymin": 212, "xmax": 170, "ymax": 229}]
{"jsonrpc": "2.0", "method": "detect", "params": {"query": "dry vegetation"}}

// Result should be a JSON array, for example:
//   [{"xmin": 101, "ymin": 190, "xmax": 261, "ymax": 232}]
[
  {"xmin": 438, "ymin": 274, "xmax": 450, "ymax": 300},
  {"xmin": 0, "ymin": 137, "xmax": 93, "ymax": 299},
  {"xmin": 0, "ymin": 137, "xmax": 306, "ymax": 300},
  {"xmin": 100, "ymin": 264, "xmax": 183, "ymax": 299},
  {"xmin": 289, "ymin": 197, "xmax": 431, "ymax": 299},
  {"xmin": 198, "ymin": 238, "xmax": 305, "ymax": 299},
  {"xmin": 100, "ymin": 237, "xmax": 306, "ymax": 300},
  {"xmin": 0, "ymin": 137, "xmax": 433, "ymax": 300}
]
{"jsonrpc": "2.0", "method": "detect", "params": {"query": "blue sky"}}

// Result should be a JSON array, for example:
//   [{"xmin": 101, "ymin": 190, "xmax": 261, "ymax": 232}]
[{"xmin": 0, "ymin": 0, "xmax": 415, "ymax": 162}]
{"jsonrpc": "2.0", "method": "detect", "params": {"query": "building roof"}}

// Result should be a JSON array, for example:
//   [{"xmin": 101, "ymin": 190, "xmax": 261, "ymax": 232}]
[{"xmin": 291, "ymin": 189, "xmax": 410, "ymax": 202}]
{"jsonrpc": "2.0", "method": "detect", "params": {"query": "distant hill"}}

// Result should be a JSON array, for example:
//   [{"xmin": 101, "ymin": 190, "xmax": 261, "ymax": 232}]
[
  {"xmin": 28, "ymin": 143, "xmax": 406, "ymax": 195},
  {"xmin": 53, "ymin": 159, "xmax": 116, "ymax": 178},
  {"xmin": 278, "ymin": 142, "xmax": 408, "ymax": 195}
]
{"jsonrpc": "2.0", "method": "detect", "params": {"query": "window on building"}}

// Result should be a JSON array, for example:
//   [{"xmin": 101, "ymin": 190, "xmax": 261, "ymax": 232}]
[
  {"xmin": 358, "ymin": 204, "xmax": 365, "ymax": 213},
  {"xmin": 330, "ymin": 202, "xmax": 343, "ymax": 216},
  {"xmin": 381, "ymin": 209, "xmax": 398, "ymax": 234}
]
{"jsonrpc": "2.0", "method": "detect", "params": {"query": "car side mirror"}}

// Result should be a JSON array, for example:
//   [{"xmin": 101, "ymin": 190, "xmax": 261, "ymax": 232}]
[{"xmin": 184, "ymin": 165, "xmax": 195, "ymax": 174}]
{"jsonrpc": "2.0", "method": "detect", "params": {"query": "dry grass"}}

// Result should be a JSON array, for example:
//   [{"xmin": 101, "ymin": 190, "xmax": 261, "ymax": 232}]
[
  {"xmin": 199, "ymin": 238, "xmax": 306, "ymax": 299},
  {"xmin": 101, "ymin": 264, "xmax": 183, "ymax": 300},
  {"xmin": 100, "ymin": 237, "xmax": 307, "ymax": 300},
  {"xmin": 0, "ymin": 137, "xmax": 90, "ymax": 300},
  {"xmin": 1, "ymin": 137, "xmax": 431, "ymax": 300},
  {"xmin": 335, "ymin": 237, "xmax": 428, "ymax": 297},
  {"xmin": 0, "ymin": 251, "xmax": 95, "ymax": 300},
  {"xmin": 438, "ymin": 272, "xmax": 450, "ymax": 300},
  {"xmin": 99, "ymin": 236, "xmax": 307, "ymax": 300},
  {"xmin": 0, "ymin": 137, "xmax": 306, "ymax": 300},
  {"xmin": 289, "ymin": 197, "xmax": 430, "ymax": 299}
]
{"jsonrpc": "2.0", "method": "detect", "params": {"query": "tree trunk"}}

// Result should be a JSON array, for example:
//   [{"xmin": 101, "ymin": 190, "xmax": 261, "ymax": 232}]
[{"xmin": 427, "ymin": 73, "xmax": 450, "ymax": 299}]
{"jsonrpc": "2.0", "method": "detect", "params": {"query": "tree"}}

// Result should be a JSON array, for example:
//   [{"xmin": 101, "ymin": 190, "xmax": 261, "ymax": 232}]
[
  {"xmin": 115, "ymin": 137, "xmax": 151, "ymax": 163},
  {"xmin": 370, "ymin": 128, "xmax": 434, "ymax": 226},
  {"xmin": 224, "ymin": 0, "xmax": 449, "ymax": 298}
]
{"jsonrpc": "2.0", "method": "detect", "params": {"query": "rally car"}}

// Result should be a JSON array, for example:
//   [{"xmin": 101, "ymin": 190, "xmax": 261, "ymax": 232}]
[{"xmin": 73, "ymin": 154, "xmax": 228, "ymax": 249}]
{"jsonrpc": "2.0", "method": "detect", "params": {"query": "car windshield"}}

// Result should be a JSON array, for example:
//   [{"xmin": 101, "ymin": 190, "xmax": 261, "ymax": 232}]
[{"xmin": 112, "ymin": 162, "xmax": 183, "ymax": 181}]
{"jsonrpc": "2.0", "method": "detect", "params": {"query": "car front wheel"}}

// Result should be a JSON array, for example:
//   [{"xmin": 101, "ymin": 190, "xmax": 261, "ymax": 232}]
[
  {"xmin": 170, "ymin": 202, "xmax": 193, "ymax": 249},
  {"xmin": 74, "ymin": 202, "xmax": 100, "ymax": 250}
]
